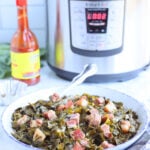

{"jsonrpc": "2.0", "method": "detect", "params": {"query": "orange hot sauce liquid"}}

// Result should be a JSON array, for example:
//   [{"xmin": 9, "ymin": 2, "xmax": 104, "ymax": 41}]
[{"xmin": 11, "ymin": 3, "xmax": 40, "ymax": 85}]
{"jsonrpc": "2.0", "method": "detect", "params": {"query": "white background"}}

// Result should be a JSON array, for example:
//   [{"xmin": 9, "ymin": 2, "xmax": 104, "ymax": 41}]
[{"xmin": 0, "ymin": 0, "xmax": 47, "ymax": 48}]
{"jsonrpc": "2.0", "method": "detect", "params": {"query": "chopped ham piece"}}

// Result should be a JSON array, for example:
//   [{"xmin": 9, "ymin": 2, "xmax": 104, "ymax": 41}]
[
  {"xmin": 102, "ymin": 113, "xmax": 114, "ymax": 123},
  {"xmin": 30, "ymin": 119, "xmax": 43, "ymax": 128},
  {"xmin": 17, "ymin": 115, "xmax": 29, "ymax": 126},
  {"xmin": 100, "ymin": 141, "xmax": 115, "ymax": 149},
  {"xmin": 57, "ymin": 100, "xmax": 74, "ymax": 111},
  {"xmin": 86, "ymin": 108, "xmax": 101, "ymax": 127},
  {"xmin": 73, "ymin": 142, "xmax": 85, "ymax": 150},
  {"xmin": 33, "ymin": 128, "xmax": 46, "ymax": 142},
  {"xmin": 43, "ymin": 110, "xmax": 57, "ymax": 120},
  {"xmin": 75, "ymin": 96, "xmax": 88, "ymax": 107},
  {"xmin": 100, "ymin": 124, "xmax": 113, "ymax": 139},
  {"xmin": 120, "ymin": 120, "xmax": 131, "ymax": 133},
  {"xmin": 70, "ymin": 129, "xmax": 85, "ymax": 141},
  {"xmin": 66, "ymin": 113, "xmax": 80, "ymax": 128},
  {"xmin": 66, "ymin": 119, "xmax": 77, "ymax": 128},
  {"xmin": 104, "ymin": 101, "xmax": 116, "ymax": 113},
  {"xmin": 50, "ymin": 93, "xmax": 60, "ymax": 102},
  {"xmin": 65, "ymin": 100, "xmax": 74, "ymax": 109},
  {"xmin": 94, "ymin": 97, "xmax": 105, "ymax": 106}
]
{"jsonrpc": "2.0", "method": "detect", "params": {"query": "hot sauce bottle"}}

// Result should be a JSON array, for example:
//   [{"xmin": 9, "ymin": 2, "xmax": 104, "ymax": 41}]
[{"xmin": 11, "ymin": 0, "xmax": 40, "ymax": 85}]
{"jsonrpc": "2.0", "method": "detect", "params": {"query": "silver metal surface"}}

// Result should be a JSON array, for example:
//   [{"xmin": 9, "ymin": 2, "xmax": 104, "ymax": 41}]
[{"xmin": 46, "ymin": 0, "xmax": 150, "ymax": 81}]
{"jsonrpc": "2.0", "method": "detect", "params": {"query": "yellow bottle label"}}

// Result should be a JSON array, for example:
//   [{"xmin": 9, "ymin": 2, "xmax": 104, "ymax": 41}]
[{"xmin": 11, "ymin": 49, "xmax": 40, "ymax": 79}]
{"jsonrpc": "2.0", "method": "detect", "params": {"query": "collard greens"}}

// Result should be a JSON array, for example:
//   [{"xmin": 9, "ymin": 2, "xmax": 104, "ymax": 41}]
[{"xmin": 11, "ymin": 93, "xmax": 140, "ymax": 150}]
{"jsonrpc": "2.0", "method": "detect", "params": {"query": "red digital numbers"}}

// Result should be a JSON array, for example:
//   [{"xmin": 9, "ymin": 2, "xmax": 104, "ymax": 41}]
[{"xmin": 87, "ymin": 12, "xmax": 107, "ymax": 20}]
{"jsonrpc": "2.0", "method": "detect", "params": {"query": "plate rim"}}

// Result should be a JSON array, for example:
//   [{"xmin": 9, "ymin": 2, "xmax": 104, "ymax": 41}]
[{"xmin": 1, "ymin": 85, "xmax": 149, "ymax": 150}]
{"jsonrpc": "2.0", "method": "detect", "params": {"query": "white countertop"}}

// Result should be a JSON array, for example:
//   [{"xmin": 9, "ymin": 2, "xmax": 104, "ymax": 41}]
[{"xmin": 0, "ymin": 61, "xmax": 150, "ymax": 150}]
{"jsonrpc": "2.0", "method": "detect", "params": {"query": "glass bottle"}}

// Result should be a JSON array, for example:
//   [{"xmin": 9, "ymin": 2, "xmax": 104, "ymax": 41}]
[{"xmin": 11, "ymin": 0, "xmax": 40, "ymax": 85}]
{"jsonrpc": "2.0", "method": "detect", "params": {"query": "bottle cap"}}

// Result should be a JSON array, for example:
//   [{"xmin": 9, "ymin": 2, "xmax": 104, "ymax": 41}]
[{"xmin": 16, "ymin": 0, "xmax": 27, "ymax": 6}]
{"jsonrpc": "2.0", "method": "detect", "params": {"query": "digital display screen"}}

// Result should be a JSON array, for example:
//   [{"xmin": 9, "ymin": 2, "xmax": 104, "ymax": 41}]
[{"xmin": 86, "ymin": 8, "xmax": 108, "ymax": 33}]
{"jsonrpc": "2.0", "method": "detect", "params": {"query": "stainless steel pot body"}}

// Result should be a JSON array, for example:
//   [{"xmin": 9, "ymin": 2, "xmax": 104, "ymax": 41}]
[{"xmin": 46, "ymin": 0, "xmax": 150, "ymax": 82}]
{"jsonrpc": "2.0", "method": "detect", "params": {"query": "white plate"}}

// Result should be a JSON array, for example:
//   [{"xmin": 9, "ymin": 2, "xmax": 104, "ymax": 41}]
[{"xmin": 1, "ymin": 85, "xmax": 149, "ymax": 150}]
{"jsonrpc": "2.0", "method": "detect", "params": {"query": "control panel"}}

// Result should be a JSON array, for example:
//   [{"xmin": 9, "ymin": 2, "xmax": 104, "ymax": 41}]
[{"xmin": 69, "ymin": 0, "xmax": 125, "ymax": 56}]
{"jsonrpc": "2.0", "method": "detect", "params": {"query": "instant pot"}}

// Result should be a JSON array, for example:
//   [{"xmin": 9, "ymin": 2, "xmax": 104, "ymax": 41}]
[{"xmin": 46, "ymin": 0, "xmax": 150, "ymax": 82}]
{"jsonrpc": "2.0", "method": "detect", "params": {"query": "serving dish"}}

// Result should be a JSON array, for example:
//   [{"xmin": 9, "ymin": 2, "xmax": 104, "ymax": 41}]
[{"xmin": 1, "ymin": 85, "xmax": 149, "ymax": 150}]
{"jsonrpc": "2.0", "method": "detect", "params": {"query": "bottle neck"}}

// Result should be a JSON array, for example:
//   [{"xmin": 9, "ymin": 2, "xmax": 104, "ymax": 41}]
[{"xmin": 17, "ymin": 6, "xmax": 29, "ymax": 30}]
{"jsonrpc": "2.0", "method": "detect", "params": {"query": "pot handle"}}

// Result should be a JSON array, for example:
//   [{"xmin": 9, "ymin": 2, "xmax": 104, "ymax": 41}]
[{"xmin": 60, "ymin": 64, "xmax": 98, "ymax": 97}]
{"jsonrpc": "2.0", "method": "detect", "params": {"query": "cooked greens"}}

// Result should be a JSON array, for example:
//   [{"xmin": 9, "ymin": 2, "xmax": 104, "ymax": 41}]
[{"xmin": 11, "ymin": 93, "xmax": 140, "ymax": 150}]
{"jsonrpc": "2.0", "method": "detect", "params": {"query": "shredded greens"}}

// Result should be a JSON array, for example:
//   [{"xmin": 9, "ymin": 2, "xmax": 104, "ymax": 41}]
[{"xmin": 11, "ymin": 93, "xmax": 140, "ymax": 150}]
